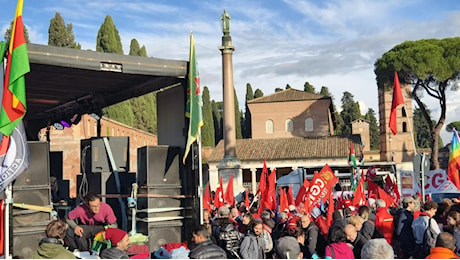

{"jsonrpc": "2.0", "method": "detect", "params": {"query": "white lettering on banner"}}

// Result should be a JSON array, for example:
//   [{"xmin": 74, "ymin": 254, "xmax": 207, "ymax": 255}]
[{"xmin": 0, "ymin": 158, "xmax": 23, "ymax": 183}]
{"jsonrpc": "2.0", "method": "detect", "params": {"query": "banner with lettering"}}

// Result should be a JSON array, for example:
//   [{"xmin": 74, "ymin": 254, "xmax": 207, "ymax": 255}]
[{"xmin": 306, "ymin": 164, "xmax": 338, "ymax": 209}]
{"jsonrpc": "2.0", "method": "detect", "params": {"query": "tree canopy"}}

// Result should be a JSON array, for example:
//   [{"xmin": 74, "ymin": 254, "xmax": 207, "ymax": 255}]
[
  {"xmin": 96, "ymin": 15, "xmax": 123, "ymax": 54},
  {"xmin": 48, "ymin": 12, "xmax": 81, "ymax": 49},
  {"xmin": 375, "ymin": 37, "xmax": 460, "ymax": 169}
]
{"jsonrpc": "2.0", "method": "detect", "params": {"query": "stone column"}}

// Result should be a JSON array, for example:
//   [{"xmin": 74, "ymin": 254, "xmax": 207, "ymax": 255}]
[
  {"xmin": 217, "ymin": 10, "xmax": 243, "ymax": 197},
  {"xmin": 250, "ymin": 168, "xmax": 257, "ymax": 193}
]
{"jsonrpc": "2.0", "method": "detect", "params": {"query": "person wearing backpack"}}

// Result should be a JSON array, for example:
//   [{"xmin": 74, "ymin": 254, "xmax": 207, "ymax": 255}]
[
  {"xmin": 412, "ymin": 200, "xmax": 441, "ymax": 259},
  {"xmin": 212, "ymin": 206, "xmax": 243, "ymax": 259},
  {"xmin": 393, "ymin": 196, "xmax": 416, "ymax": 258}
]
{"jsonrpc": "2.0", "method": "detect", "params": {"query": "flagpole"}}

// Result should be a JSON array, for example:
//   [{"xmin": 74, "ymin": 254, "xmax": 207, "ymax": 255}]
[
  {"xmin": 197, "ymin": 128, "xmax": 204, "ymax": 225},
  {"xmin": 4, "ymin": 183, "xmax": 12, "ymax": 259},
  {"xmin": 404, "ymin": 103, "xmax": 417, "ymax": 154}
]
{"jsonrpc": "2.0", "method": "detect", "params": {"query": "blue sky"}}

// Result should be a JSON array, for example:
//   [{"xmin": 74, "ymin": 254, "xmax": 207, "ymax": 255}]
[{"xmin": 1, "ymin": 0, "xmax": 460, "ymax": 144}]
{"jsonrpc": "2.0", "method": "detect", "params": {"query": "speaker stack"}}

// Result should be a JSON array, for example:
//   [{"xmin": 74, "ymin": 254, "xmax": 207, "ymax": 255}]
[
  {"xmin": 78, "ymin": 137, "xmax": 132, "ymax": 230},
  {"xmin": 136, "ymin": 146, "xmax": 188, "ymax": 252},
  {"xmin": 12, "ymin": 141, "xmax": 52, "ymax": 258}
]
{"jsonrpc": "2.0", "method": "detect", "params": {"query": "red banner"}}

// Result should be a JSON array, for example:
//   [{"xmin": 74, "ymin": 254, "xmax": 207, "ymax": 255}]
[{"xmin": 305, "ymin": 164, "xmax": 338, "ymax": 209}]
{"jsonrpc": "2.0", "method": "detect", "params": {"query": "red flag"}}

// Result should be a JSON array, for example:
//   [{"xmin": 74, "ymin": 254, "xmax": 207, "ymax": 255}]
[
  {"xmin": 257, "ymin": 160, "xmax": 268, "ymax": 214},
  {"xmin": 306, "ymin": 164, "xmax": 339, "ymax": 210},
  {"xmin": 214, "ymin": 176, "xmax": 224, "ymax": 209},
  {"xmin": 389, "ymin": 71, "xmax": 404, "ymax": 135},
  {"xmin": 245, "ymin": 189, "xmax": 249, "ymax": 209},
  {"xmin": 279, "ymin": 187, "xmax": 289, "ymax": 212},
  {"xmin": 287, "ymin": 185, "xmax": 294, "ymax": 206},
  {"xmin": 326, "ymin": 190, "xmax": 334, "ymax": 226},
  {"xmin": 352, "ymin": 177, "xmax": 366, "ymax": 207},
  {"xmin": 224, "ymin": 174, "xmax": 235, "ymax": 206},
  {"xmin": 265, "ymin": 169, "xmax": 277, "ymax": 211},
  {"xmin": 203, "ymin": 182, "xmax": 211, "ymax": 212},
  {"xmin": 296, "ymin": 178, "xmax": 310, "ymax": 206},
  {"xmin": 368, "ymin": 179, "xmax": 396, "ymax": 207},
  {"xmin": 367, "ymin": 179, "xmax": 379, "ymax": 199}
]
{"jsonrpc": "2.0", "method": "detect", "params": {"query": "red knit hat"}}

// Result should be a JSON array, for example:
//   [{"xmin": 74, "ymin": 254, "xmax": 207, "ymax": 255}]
[{"xmin": 105, "ymin": 228, "xmax": 127, "ymax": 245}]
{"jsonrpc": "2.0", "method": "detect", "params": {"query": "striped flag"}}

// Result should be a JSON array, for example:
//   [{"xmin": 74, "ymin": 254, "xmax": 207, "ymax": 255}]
[
  {"xmin": 0, "ymin": 0, "xmax": 29, "ymax": 136},
  {"xmin": 448, "ymin": 129, "xmax": 460, "ymax": 191}
]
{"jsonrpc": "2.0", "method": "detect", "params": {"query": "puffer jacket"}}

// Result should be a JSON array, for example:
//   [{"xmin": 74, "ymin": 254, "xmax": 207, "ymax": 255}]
[
  {"xmin": 31, "ymin": 238, "xmax": 76, "ymax": 259},
  {"xmin": 99, "ymin": 247, "xmax": 129, "ymax": 259},
  {"xmin": 240, "ymin": 232, "xmax": 265, "ymax": 259},
  {"xmin": 189, "ymin": 240, "xmax": 227, "ymax": 259},
  {"xmin": 216, "ymin": 223, "xmax": 243, "ymax": 258}
]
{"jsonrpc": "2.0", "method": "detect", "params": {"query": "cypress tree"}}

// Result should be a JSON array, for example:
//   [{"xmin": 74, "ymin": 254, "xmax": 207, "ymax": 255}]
[
  {"xmin": 212, "ymin": 100, "xmax": 223, "ymax": 145},
  {"xmin": 97, "ymin": 15, "xmax": 132, "ymax": 126},
  {"xmin": 243, "ymin": 83, "xmax": 254, "ymax": 138},
  {"xmin": 340, "ymin": 91, "xmax": 361, "ymax": 136},
  {"xmin": 364, "ymin": 108, "xmax": 379, "ymax": 150},
  {"xmin": 201, "ymin": 87, "xmax": 215, "ymax": 146},
  {"xmin": 234, "ymin": 89, "xmax": 243, "ymax": 139},
  {"xmin": 96, "ymin": 15, "xmax": 123, "ymax": 54},
  {"xmin": 48, "ymin": 12, "xmax": 81, "ymax": 49}
]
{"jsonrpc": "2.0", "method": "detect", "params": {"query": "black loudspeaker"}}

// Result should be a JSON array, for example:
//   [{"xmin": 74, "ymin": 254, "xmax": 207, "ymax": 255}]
[
  {"xmin": 137, "ymin": 221, "xmax": 183, "ymax": 252},
  {"xmin": 137, "ymin": 186, "xmax": 182, "ymax": 219},
  {"xmin": 13, "ymin": 225, "xmax": 46, "ymax": 259},
  {"xmin": 50, "ymin": 151, "xmax": 63, "ymax": 180},
  {"xmin": 14, "ymin": 141, "xmax": 50, "ymax": 187},
  {"xmin": 137, "ymin": 146, "xmax": 181, "ymax": 186},
  {"xmin": 12, "ymin": 188, "xmax": 51, "ymax": 226},
  {"xmin": 57, "ymin": 179, "xmax": 70, "ymax": 200},
  {"xmin": 81, "ymin": 137, "xmax": 129, "ymax": 173}
]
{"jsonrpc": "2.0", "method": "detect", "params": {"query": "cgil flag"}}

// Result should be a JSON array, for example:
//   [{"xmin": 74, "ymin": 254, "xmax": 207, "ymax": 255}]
[
  {"xmin": 389, "ymin": 71, "xmax": 404, "ymax": 136},
  {"xmin": 183, "ymin": 33, "xmax": 203, "ymax": 164},
  {"xmin": 0, "ymin": 0, "xmax": 29, "ymax": 136},
  {"xmin": 448, "ymin": 129, "xmax": 460, "ymax": 191}
]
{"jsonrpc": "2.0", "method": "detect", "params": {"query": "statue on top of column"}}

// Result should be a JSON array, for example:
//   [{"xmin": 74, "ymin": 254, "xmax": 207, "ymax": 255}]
[{"xmin": 221, "ymin": 10, "xmax": 231, "ymax": 36}]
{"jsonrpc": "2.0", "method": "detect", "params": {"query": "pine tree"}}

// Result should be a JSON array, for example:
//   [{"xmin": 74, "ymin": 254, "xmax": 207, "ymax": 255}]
[
  {"xmin": 319, "ymin": 86, "xmax": 332, "ymax": 96},
  {"xmin": 48, "ymin": 12, "xmax": 81, "ymax": 49},
  {"xmin": 96, "ymin": 15, "xmax": 123, "ymax": 54},
  {"xmin": 254, "ymin": 89, "xmax": 264, "ymax": 98},
  {"xmin": 364, "ymin": 108, "xmax": 379, "ymax": 150},
  {"xmin": 202, "ymin": 87, "xmax": 215, "ymax": 147},
  {"xmin": 304, "ymin": 82, "xmax": 316, "ymax": 93},
  {"xmin": 243, "ymin": 83, "xmax": 254, "ymax": 138},
  {"xmin": 275, "ymin": 88, "xmax": 283, "ymax": 92},
  {"xmin": 212, "ymin": 100, "xmax": 223, "ymax": 145},
  {"xmin": 285, "ymin": 84, "xmax": 292, "ymax": 89}
]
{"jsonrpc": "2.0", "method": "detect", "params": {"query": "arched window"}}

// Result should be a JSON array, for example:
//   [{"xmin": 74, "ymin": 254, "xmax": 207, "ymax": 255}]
[
  {"xmin": 402, "ymin": 107, "xmax": 407, "ymax": 117},
  {"xmin": 266, "ymin": 120, "xmax": 274, "ymax": 134},
  {"xmin": 285, "ymin": 119, "xmax": 293, "ymax": 133},
  {"xmin": 305, "ymin": 118, "xmax": 313, "ymax": 132},
  {"xmin": 402, "ymin": 122, "xmax": 407, "ymax": 132}
]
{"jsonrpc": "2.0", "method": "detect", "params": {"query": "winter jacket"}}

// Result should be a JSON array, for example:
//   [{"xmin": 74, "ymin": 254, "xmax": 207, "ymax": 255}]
[
  {"xmin": 324, "ymin": 242, "xmax": 354, "ymax": 259},
  {"xmin": 31, "ymin": 238, "xmax": 76, "ymax": 259},
  {"xmin": 302, "ymin": 222, "xmax": 320, "ymax": 258},
  {"xmin": 412, "ymin": 213, "xmax": 441, "ymax": 245},
  {"xmin": 215, "ymin": 222, "xmax": 243, "ymax": 258},
  {"xmin": 189, "ymin": 240, "xmax": 227, "ymax": 259},
  {"xmin": 426, "ymin": 247, "xmax": 460, "ymax": 259},
  {"xmin": 360, "ymin": 220, "xmax": 375, "ymax": 239},
  {"xmin": 240, "ymin": 232, "xmax": 265, "ymax": 259},
  {"xmin": 350, "ymin": 232, "xmax": 369, "ymax": 259},
  {"xmin": 99, "ymin": 247, "xmax": 129, "ymax": 259},
  {"xmin": 375, "ymin": 207, "xmax": 394, "ymax": 244}
]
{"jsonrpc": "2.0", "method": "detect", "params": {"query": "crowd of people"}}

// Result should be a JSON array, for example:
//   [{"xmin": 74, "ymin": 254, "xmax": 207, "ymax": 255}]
[{"xmin": 189, "ymin": 193, "xmax": 460, "ymax": 259}]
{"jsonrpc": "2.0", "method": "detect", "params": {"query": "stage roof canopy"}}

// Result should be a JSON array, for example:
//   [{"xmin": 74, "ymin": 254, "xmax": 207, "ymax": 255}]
[{"xmin": 24, "ymin": 43, "xmax": 188, "ymax": 136}]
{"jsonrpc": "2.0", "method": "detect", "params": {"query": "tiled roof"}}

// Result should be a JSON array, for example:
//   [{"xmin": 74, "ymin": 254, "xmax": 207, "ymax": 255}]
[
  {"xmin": 207, "ymin": 135, "xmax": 362, "ymax": 162},
  {"xmin": 247, "ymin": 88, "xmax": 328, "ymax": 104}
]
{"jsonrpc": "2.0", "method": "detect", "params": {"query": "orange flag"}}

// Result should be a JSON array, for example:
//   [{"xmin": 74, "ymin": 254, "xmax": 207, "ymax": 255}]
[
  {"xmin": 389, "ymin": 71, "xmax": 404, "ymax": 135},
  {"xmin": 224, "ymin": 174, "xmax": 235, "ymax": 206}
]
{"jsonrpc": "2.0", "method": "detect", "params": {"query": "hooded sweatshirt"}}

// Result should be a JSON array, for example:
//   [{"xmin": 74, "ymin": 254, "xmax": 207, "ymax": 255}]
[{"xmin": 31, "ymin": 238, "xmax": 76, "ymax": 259}]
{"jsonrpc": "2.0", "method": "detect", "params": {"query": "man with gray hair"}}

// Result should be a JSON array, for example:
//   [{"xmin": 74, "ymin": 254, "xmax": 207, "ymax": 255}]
[
  {"xmin": 374, "ymin": 199, "xmax": 394, "ymax": 245},
  {"xmin": 361, "ymin": 238, "xmax": 394, "ymax": 259}
]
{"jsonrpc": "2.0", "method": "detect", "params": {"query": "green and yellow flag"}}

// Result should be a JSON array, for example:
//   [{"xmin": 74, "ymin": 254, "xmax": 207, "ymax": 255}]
[
  {"xmin": 183, "ymin": 33, "xmax": 203, "ymax": 164},
  {"xmin": 0, "ymin": 0, "xmax": 29, "ymax": 136}
]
